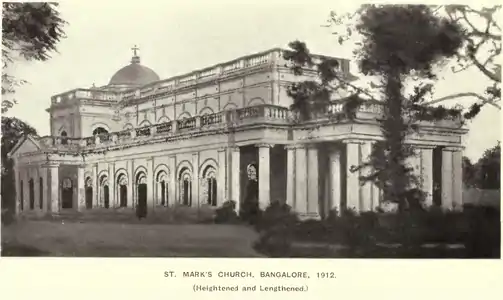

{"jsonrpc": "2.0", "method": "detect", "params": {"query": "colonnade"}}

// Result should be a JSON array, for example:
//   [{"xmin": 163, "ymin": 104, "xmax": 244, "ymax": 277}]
[{"xmin": 13, "ymin": 141, "xmax": 464, "ymax": 217}]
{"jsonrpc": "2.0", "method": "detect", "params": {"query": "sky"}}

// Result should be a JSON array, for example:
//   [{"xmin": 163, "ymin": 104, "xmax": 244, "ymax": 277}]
[{"xmin": 4, "ymin": 0, "xmax": 501, "ymax": 161}]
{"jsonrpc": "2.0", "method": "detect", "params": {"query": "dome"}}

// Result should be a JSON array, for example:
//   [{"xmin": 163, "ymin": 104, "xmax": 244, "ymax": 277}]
[{"xmin": 108, "ymin": 48, "xmax": 160, "ymax": 86}]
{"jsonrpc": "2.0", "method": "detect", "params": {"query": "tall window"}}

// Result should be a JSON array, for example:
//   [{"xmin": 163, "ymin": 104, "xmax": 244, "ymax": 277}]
[
  {"xmin": 60, "ymin": 131, "xmax": 68, "ymax": 145},
  {"xmin": 20, "ymin": 180, "xmax": 24, "ymax": 211},
  {"xmin": 202, "ymin": 166, "xmax": 217, "ymax": 207},
  {"xmin": 179, "ymin": 168, "xmax": 192, "ymax": 206},
  {"xmin": 29, "ymin": 179, "xmax": 35, "ymax": 210}
]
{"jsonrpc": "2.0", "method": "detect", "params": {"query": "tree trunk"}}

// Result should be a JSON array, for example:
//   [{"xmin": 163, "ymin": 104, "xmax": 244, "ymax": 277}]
[{"xmin": 383, "ymin": 71, "xmax": 408, "ymax": 211}]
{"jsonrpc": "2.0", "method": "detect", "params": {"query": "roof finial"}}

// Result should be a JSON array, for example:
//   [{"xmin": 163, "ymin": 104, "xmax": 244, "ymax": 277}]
[{"xmin": 131, "ymin": 45, "xmax": 140, "ymax": 64}]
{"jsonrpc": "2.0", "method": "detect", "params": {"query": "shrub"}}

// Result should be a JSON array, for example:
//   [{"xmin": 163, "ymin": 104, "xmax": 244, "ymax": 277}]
[
  {"xmin": 254, "ymin": 201, "xmax": 298, "ymax": 232},
  {"xmin": 214, "ymin": 200, "xmax": 240, "ymax": 224},
  {"xmin": 1, "ymin": 208, "xmax": 15, "ymax": 226}
]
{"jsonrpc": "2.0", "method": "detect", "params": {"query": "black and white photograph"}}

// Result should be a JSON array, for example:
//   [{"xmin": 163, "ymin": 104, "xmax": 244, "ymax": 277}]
[{"xmin": 1, "ymin": 0, "xmax": 500, "ymax": 259}]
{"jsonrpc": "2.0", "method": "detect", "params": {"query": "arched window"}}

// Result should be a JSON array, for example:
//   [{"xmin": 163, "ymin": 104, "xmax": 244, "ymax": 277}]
[
  {"xmin": 178, "ymin": 168, "xmax": 192, "ymax": 206},
  {"xmin": 202, "ymin": 166, "xmax": 217, "ymax": 206},
  {"xmin": 60, "ymin": 131, "xmax": 68, "ymax": 145},
  {"xmin": 117, "ymin": 173, "xmax": 128, "ymax": 207},
  {"xmin": 99, "ymin": 175, "xmax": 109, "ymax": 208},
  {"xmin": 156, "ymin": 171, "xmax": 168, "ymax": 206},
  {"xmin": 93, "ymin": 127, "xmax": 109, "ymax": 135}
]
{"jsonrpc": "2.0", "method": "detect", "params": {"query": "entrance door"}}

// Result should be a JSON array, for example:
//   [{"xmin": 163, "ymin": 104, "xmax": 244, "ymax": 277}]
[
  {"xmin": 104, "ymin": 185, "xmax": 110, "ymax": 208},
  {"xmin": 62, "ymin": 188, "xmax": 73, "ymax": 209},
  {"xmin": 85, "ymin": 187, "xmax": 93, "ymax": 209},
  {"xmin": 137, "ymin": 184, "xmax": 147, "ymax": 218},
  {"xmin": 120, "ymin": 185, "xmax": 127, "ymax": 207}
]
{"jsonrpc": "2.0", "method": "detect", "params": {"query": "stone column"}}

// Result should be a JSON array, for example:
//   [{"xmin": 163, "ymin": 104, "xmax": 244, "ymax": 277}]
[
  {"xmin": 217, "ymin": 148, "xmax": 227, "ymax": 206},
  {"xmin": 441, "ymin": 148, "xmax": 453, "ymax": 210},
  {"xmin": 168, "ymin": 155, "xmax": 176, "ymax": 206},
  {"xmin": 33, "ymin": 168, "xmax": 41, "ymax": 211},
  {"xmin": 47, "ymin": 163, "xmax": 60, "ymax": 213},
  {"xmin": 294, "ymin": 145, "xmax": 308, "ymax": 214},
  {"xmin": 345, "ymin": 140, "xmax": 361, "ymax": 213},
  {"xmin": 146, "ymin": 158, "xmax": 154, "ymax": 209},
  {"xmin": 360, "ymin": 142, "xmax": 373, "ymax": 212},
  {"xmin": 40, "ymin": 167, "xmax": 48, "ymax": 213},
  {"xmin": 370, "ymin": 141, "xmax": 381, "ymax": 211},
  {"xmin": 92, "ymin": 164, "xmax": 98, "ymax": 208},
  {"xmin": 77, "ymin": 164, "xmax": 86, "ymax": 211},
  {"xmin": 230, "ymin": 147, "xmax": 241, "ymax": 213},
  {"xmin": 108, "ymin": 163, "xmax": 116, "ymax": 208},
  {"xmin": 127, "ymin": 160, "xmax": 134, "ymax": 208},
  {"xmin": 13, "ymin": 161, "xmax": 20, "ymax": 215},
  {"xmin": 306, "ymin": 144, "xmax": 319, "ymax": 218},
  {"xmin": 22, "ymin": 168, "xmax": 29, "ymax": 210},
  {"xmin": 285, "ymin": 145, "xmax": 296, "ymax": 209},
  {"xmin": 192, "ymin": 152, "xmax": 200, "ymax": 207},
  {"xmin": 419, "ymin": 146, "xmax": 434, "ymax": 207},
  {"xmin": 329, "ymin": 145, "xmax": 342, "ymax": 215},
  {"xmin": 257, "ymin": 143, "xmax": 271, "ymax": 210},
  {"xmin": 451, "ymin": 148, "xmax": 463, "ymax": 210}
]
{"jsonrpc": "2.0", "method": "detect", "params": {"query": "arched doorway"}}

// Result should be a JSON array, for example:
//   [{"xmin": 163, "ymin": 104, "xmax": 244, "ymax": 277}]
[
  {"xmin": 117, "ymin": 173, "xmax": 128, "ymax": 207},
  {"xmin": 179, "ymin": 168, "xmax": 192, "ymax": 206},
  {"xmin": 202, "ymin": 166, "xmax": 217, "ymax": 206},
  {"xmin": 99, "ymin": 175, "xmax": 109, "ymax": 209},
  {"xmin": 62, "ymin": 178, "xmax": 73, "ymax": 209},
  {"xmin": 156, "ymin": 171, "xmax": 168, "ymax": 206},
  {"xmin": 136, "ymin": 172, "xmax": 147, "ymax": 218},
  {"xmin": 242, "ymin": 163, "xmax": 259, "ymax": 223},
  {"xmin": 29, "ymin": 178, "xmax": 35, "ymax": 210},
  {"xmin": 85, "ymin": 177, "xmax": 93, "ymax": 209}
]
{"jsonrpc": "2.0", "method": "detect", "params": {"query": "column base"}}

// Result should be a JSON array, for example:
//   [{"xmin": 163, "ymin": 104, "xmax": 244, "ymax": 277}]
[{"xmin": 297, "ymin": 212, "xmax": 321, "ymax": 221}]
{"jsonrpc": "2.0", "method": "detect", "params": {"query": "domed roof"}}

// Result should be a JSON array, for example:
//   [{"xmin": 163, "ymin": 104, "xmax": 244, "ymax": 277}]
[{"xmin": 108, "ymin": 47, "xmax": 160, "ymax": 86}]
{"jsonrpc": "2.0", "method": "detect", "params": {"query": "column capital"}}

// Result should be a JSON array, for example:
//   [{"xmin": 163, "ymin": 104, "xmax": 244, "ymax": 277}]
[
  {"xmin": 305, "ymin": 143, "xmax": 318, "ymax": 150},
  {"xmin": 42, "ymin": 162, "xmax": 60, "ymax": 168},
  {"xmin": 230, "ymin": 146, "xmax": 240, "ymax": 152},
  {"xmin": 341, "ymin": 139, "xmax": 365, "ymax": 145},
  {"xmin": 77, "ymin": 163, "xmax": 86, "ymax": 169},
  {"xmin": 284, "ymin": 144, "xmax": 298, "ymax": 150},
  {"xmin": 443, "ymin": 146, "xmax": 464, "ymax": 152},
  {"xmin": 255, "ymin": 143, "xmax": 274, "ymax": 149},
  {"xmin": 217, "ymin": 147, "xmax": 227, "ymax": 152},
  {"xmin": 413, "ymin": 144, "xmax": 437, "ymax": 149}
]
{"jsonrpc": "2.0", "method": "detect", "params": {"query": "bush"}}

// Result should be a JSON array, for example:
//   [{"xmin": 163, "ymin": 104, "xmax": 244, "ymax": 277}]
[
  {"xmin": 1, "ymin": 208, "xmax": 15, "ymax": 226},
  {"xmin": 254, "ymin": 201, "xmax": 297, "ymax": 232},
  {"xmin": 214, "ymin": 200, "xmax": 240, "ymax": 224}
]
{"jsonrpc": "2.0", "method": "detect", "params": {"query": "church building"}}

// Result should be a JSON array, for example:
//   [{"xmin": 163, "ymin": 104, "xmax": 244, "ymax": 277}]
[{"xmin": 8, "ymin": 47, "xmax": 467, "ymax": 219}]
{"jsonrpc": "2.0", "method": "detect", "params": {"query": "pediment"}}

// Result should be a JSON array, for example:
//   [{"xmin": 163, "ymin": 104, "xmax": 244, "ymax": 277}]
[{"xmin": 7, "ymin": 135, "xmax": 42, "ymax": 158}]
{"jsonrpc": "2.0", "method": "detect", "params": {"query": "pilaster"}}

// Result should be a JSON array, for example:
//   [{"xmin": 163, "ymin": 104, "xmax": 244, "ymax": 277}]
[
  {"xmin": 192, "ymin": 152, "xmax": 200, "ymax": 207},
  {"xmin": 441, "ymin": 148, "xmax": 453, "ymax": 210},
  {"xmin": 45, "ymin": 163, "xmax": 60, "ymax": 213},
  {"xmin": 217, "ymin": 148, "xmax": 227, "ymax": 206},
  {"xmin": 360, "ymin": 142, "xmax": 373, "ymax": 212},
  {"xmin": 92, "ymin": 164, "xmax": 98, "ymax": 208},
  {"xmin": 40, "ymin": 167, "xmax": 48, "ymax": 213},
  {"xmin": 33, "ymin": 168, "xmax": 41, "ymax": 211},
  {"xmin": 168, "ymin": 155, "xmax": 176, "ymax": 206},
  {"xmin": 418, "ymin": 145, "xmax": 435, "ymax": 207},
  {"xmin": 77, "ymin": 164, "xmax": 86, "ymax": 211},
  {"xmin": 230, "ymin": 147, "xmax": 241, "ymax": 213},
  {"xmin": 146, "ymin": 158, "xmax": 154, "ymax": 209},
  {"xmin": 451, "ymin": 148, "xmax": 463, "ymax": 210},
  {"xmin": 127, "ymin": 160, "xmax": 134, "ymax": 208},
  {"xmin": 13, "ymin": 162, "xmax": 20, "ymax": 215},
  {"xmin": 108, "ymin": 162, "xmax": 116, "ymax": 208}
]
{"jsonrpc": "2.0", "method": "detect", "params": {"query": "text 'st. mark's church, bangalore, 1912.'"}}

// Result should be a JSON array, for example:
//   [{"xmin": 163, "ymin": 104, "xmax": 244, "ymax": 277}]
[{"xmin": 8, "ymin": 47, "xmax": 467, "ymax": 219}]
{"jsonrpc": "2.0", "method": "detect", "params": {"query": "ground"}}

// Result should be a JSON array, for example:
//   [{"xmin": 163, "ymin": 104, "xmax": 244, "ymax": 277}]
[{"xmin": 1, "ymin": 220, "xmax": 262, "ymax": 257}]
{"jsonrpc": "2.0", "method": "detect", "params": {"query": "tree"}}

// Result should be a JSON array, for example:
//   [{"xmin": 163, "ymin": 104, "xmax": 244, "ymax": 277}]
[
  {"xmin": 325, "ymin": 4, "xmax": 501, "ymax": 114},
  {"xmin": 2, "ymin": 2, "xmax": 67, "ymax": 113},
  {"xmin": 474, "ymin": 142, "xmax": 500, "ymax": 189},
  {"xmin": 284, "ymin": 5, "xmax": 466, "ymax": 211},
  {"xmin": 432, "ymin": 5, "xmax": 501, "ymax": 110},
  {"xmin": 462, "ymin": 156, "xmax": 477, "ymax": 187},
  {"xmin": 1, "ymin": 117, "xmax": 38, "ymax": 212}
]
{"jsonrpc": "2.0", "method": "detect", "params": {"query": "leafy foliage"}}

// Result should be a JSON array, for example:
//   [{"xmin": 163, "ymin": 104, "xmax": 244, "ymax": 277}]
[
  {"xmin": 1, "ymin": 117, "xmax": 38, "ymax": 216},
  {"xmin": 284, "ymin": 5, "xmax": 467, "ymax": 210},
  {"xmin": 2, "ymin": 2, "xmax": 67, "ymax": 113}
]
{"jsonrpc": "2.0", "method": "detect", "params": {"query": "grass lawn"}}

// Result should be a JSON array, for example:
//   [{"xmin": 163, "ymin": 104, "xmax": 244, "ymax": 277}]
[{"xmin": 1, "ymin": 220, "xmax": 262, "ymax": 257}]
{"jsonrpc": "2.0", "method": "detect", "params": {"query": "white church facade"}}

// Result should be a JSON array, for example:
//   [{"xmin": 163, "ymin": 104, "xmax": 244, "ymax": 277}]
[{"xmin": 8, "ymin": 48, "xmax": 467, "ymax": 219}]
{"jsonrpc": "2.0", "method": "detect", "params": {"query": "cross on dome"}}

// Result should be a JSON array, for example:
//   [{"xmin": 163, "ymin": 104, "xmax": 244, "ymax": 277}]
[{"xmin": 131, "ymin": 45, "xmax": 140, "ymax": 64}]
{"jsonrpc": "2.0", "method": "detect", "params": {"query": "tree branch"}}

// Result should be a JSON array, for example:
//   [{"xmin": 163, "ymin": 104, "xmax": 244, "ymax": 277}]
[{"xmin": 427, "ymin": 92, "xmax": 501, "ymax": 109}]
